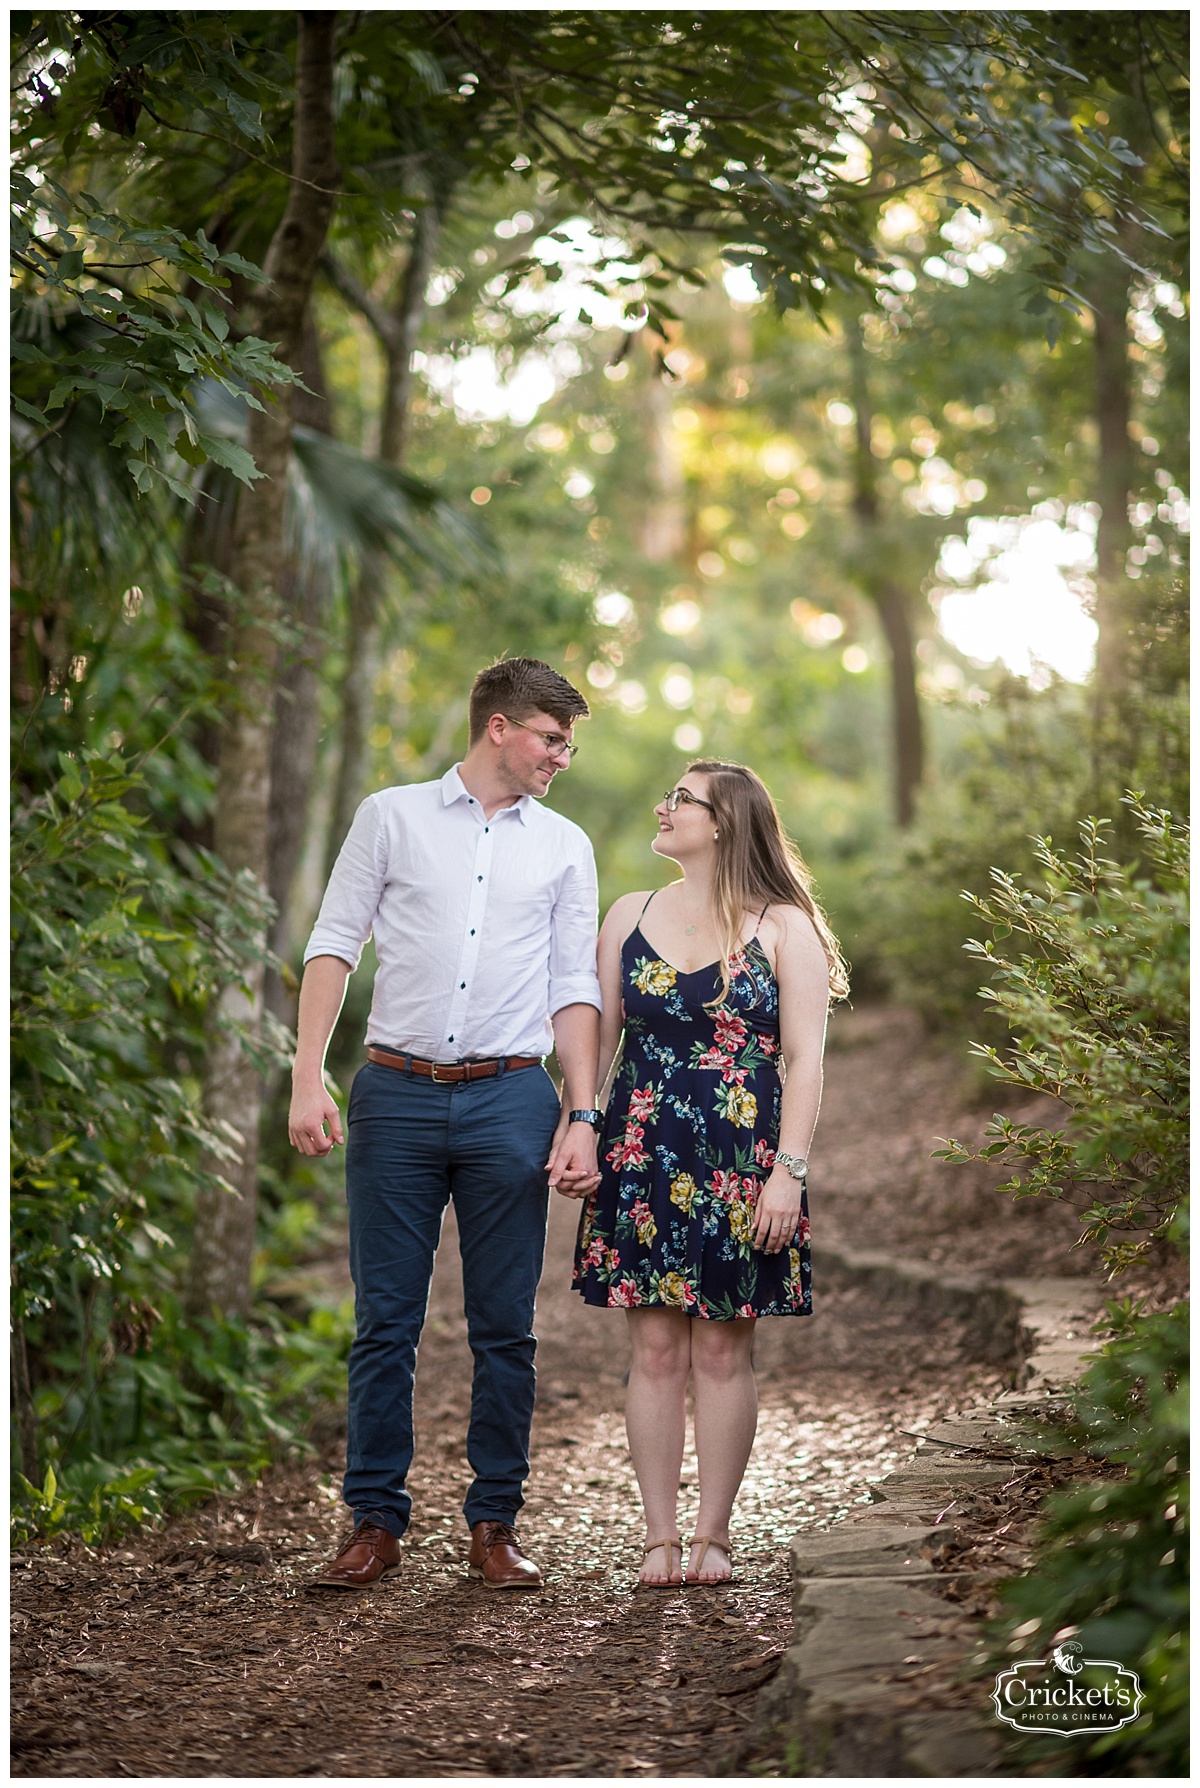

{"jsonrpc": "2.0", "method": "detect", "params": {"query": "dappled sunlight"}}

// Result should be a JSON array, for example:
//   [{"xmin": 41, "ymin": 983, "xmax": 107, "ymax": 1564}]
[
  {"xmin": 415, "ymin": 341, "xmax": 581, "ymax": 426},
  {"xmin": 934, "ymin": 506, "xmax": 1100, "ymax": 684}
]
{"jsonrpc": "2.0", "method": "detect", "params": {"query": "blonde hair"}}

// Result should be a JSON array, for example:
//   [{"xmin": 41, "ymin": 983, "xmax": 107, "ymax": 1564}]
[{"xmin": 685, "ymin": 759, "xmax": 850, "ymax": 1006}]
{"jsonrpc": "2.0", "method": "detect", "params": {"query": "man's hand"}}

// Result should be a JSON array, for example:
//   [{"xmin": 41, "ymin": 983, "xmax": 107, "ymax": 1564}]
[
  {"xmin": 752, "ymin": 1166, "xmax": 802, "ymax": 1254},
  {"xmin": 289, "ymin": 1081, "xmax": 345, "ymax": 1156},
  {"xmin": 547, "ymin": 1119, "xmax": 601, "ymax": 1200}
]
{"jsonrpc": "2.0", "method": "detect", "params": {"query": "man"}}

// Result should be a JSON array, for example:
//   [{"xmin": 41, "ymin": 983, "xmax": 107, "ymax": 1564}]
[{"xmin": 290, "ymin": 658, "xmax": 603, "ymax": 1590}]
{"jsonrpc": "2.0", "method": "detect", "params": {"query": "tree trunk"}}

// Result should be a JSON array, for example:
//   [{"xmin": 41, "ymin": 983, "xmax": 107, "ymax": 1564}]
[
  {"xmin": 189, "ymin": 14, "xmax": 339, "ymax": 1322},
  {"xmin": 847, "ymin": 318, "xmax": 924, "ymax": 827},
  {"xmin": 322, "ymin": 194, "xmax": 446, "ymax": 866},
  {"xmin": 265, "ymin": 310, "xmax": 334, "ymax": 1025},
  {"xmin": 638, "ymin": 333, "xmax": 687, "ymax": 563},
  {"xmin": 175, "ymin": 464, "xmax": 240, "ymax": 855},
  {"xmin": 265, "ymin": 560, "xmax": 328, "ymax": 1008},
  {"xmin": 11, "ymin": 1310, "xmax": 38, "ymax": 1485},
  {"xmin": 325, "ymin": 563, "xmax": 386, "ymax": 874},
  {"xmin": 1089, "ymin": 218, "xmax": 1139, "ymax": 700}
]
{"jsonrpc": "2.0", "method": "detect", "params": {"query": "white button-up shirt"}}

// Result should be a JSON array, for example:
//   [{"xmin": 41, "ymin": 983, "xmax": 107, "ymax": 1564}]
[{"xmin": 303, "ymin": 765, "xmax": 602, "ymax": 1061}]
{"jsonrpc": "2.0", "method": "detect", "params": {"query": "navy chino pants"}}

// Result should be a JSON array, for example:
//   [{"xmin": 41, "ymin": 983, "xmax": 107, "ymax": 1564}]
[{"xmin": 342, "ymin": 1058, "xmax": 562, "ymax": 1538}]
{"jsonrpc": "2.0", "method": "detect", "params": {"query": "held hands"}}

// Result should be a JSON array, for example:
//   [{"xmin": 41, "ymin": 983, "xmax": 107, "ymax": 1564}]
[
  {"xmin": 547, "ymin": 1118, "xmax": 601, "ymax": 1200},
  {"xmin": 288, "ymin": 1081, "xmax": 344, "ymax": 1156},
  {"xmin": 752, "ymin": 1166, "xmax": 802, "ymax": 1254}
]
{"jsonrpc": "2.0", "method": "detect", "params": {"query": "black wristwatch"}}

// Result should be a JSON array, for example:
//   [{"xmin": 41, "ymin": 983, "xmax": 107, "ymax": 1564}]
[{"xmin": 569, "ymin": 1108, "xmax": 603, "ymax": 1129}]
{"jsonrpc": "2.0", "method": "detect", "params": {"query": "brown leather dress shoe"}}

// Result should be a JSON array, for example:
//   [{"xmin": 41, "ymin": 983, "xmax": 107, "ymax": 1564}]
[
  {"xmin": 467, "ymin": 1520, "xmax": 543, "ymax": 1589},
  {"xmin": 314, "ymin": 1520, "xmax": 402, "ymax": 1589}
]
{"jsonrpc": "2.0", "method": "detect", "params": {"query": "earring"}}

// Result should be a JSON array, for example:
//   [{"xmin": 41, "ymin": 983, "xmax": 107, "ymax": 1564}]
[{"xmin": 713, "ymin": 831, "xmax": 719, "ymax": 840}]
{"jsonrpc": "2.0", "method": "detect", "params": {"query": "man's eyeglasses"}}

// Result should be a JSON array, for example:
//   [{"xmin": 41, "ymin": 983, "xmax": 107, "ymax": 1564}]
[
  {"xmin": 662, "ymin": 787, "xmax": 715, "ymax": 814},
  {"xmin": 504, "ymin": 715, "xmax": 578, "ymax": 759}
]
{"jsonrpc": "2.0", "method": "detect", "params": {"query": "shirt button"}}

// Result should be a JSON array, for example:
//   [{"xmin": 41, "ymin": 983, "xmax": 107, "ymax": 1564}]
[
  {"xmin": 470, "ymin": 929, "xmax": 475, "ymax": 936},
  {"xmin": 460, "ymin": 982, "xmax": 466, "ymax": 989},
  {"xmin": 477, "ymin": 875, "xmax": 483, "ymax": 882}
]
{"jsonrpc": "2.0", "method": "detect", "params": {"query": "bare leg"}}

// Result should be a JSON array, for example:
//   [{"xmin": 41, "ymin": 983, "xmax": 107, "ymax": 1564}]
[
  {"xmin": 687, "ymin": 1318, "xmax": 757, "ymax": 1583},
  {"xmin": 624, "ymin": 1308, "xmax": 691, "ymax": 1584}
]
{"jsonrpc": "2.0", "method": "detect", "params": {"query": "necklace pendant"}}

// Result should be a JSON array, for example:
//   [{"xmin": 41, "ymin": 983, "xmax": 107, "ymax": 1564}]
[{"xmin": 684, "ymin": 923, "xmax": 697, "ymax": 936}]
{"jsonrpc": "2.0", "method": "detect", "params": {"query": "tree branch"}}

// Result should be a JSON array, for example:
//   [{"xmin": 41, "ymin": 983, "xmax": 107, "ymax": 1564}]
[{"xmin": 319, "ymin": 249, "xmax": 402, "ymax": 353}]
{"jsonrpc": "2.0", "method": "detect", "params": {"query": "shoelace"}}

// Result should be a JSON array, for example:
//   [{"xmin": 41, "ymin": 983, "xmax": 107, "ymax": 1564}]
[
  {"xmin": 335, "ymin": 1522, "xmax": 386, "ymax": 1558},
  {"xmin": 479, "ymin": 1522, "xmax": 518, "ymax": 1550}
]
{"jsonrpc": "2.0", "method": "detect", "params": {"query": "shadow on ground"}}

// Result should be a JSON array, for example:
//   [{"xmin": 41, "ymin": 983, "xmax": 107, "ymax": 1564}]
[{"xmin": 13, "ymin": 1007, "xmax": 1042, "ymax": 1778}]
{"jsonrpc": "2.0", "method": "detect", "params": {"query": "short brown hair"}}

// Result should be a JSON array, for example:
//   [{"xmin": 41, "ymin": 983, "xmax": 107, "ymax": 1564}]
[{"xmin": 468, "ymin": 657, "xmax": 589, "ymax": 745}]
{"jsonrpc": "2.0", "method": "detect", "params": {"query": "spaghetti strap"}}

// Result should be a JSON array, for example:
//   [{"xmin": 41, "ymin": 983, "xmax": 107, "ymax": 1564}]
[
  {"xmin": 639, "ymin": 889, "xmax": 659, "ymax": 919},
  {"xmin": 758, "ymin": 900, "xmax": 770, "ymax": 922}
]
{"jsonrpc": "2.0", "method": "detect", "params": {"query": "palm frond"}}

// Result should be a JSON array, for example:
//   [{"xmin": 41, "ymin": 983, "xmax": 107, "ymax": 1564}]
[{"xmin": 289, "ymin": 424, "xmax": 502, "ymax": 587}]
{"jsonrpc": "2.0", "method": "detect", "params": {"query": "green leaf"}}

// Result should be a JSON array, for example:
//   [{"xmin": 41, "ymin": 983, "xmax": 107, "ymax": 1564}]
[
  {"xmin": 12, "ymin": 396, "xmax": 50, "ymax": 428},
  {"xmin": 192, "ymin": 431, "xmax": 261, "ymax": 486},
  {"xmin": 56, "ymin": 759, "xmax": 84, "ymax": 805},
  {"xmin": 200, "ymin": 303, "xmax": 230, "ymax": 343},
  {"xmin": 214, "ymin": 250, "xmax": 268, "ymax": 284},
  {"xmin": 224, "ymin": 93, "xmax": 264, "ymax": 141}
]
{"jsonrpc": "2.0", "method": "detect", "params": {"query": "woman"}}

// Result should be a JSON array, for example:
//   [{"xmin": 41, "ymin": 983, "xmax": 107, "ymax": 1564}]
[{"xmin": 572, "ymin": 760, "xmax": 848, "ymax": 1587}]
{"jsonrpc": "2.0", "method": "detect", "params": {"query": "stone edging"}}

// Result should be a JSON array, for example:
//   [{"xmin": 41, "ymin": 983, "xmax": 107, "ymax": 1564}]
[{"xmin": 741, "ymin": 1252, "xmax": 1104, "ymax": 1777}]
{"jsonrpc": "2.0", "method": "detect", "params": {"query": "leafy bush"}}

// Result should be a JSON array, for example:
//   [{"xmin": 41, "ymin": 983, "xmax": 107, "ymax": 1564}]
[
  {"xmin": 865, "ymin": 653, "xmax": 1188, "ymax": 1036},
  {"xmin": 939, "ymin": 796, "xmax": 1189, "ymax": 1773},
  {"xmin": 936, "ymin": 799, "xmax": 1187, "ymax": 1273},
  {"xmin": 11, "ymin": 746, "xmax": 351, "ymax": 1542},
  {"xmin": 864, "ymin": 682, "xmax": 1095, "ymax": 1030},
  {"xmin": 988, "ymin": 1298, "xmax": 1189, "ymax": 1775},
  {"xmin": 11, "ymin": 749, "xmax": 271, "ymax": 1326},
  {"xmin": 12, "ymin": 1297, "xmax": 355, "ymax": 1547}
]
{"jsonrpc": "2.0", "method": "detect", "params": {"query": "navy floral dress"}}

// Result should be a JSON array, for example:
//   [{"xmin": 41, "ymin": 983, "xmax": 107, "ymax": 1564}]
[{"xmin": 572, "ymin": 904, "xmax": 812, "ymax": 1321}]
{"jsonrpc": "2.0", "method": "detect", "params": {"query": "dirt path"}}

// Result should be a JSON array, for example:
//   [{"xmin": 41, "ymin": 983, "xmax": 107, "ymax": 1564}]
[
  {"xmin": 15, "ymin": 1004, "xmax": 1073, "ymax": 1778},
  {"xmin": 11, "ymin": 1219, "xmax": 1007, "ymax": 1776}
]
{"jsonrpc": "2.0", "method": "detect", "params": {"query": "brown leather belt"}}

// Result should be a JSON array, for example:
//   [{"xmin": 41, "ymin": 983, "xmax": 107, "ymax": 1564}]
[{"xmin": 366, "ymin": 1046, "xmax": 544, "ymax": 1083}]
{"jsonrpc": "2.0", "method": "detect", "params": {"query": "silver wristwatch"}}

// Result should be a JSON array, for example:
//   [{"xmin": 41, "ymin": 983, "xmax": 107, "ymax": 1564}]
[
  {"xmin": 569, "ymin": 1108, "xmax": 603, "ymax": 1129},
  {"xmin": 775, "ymin": 1150, "xmax": 809, "ymax": 1179}
]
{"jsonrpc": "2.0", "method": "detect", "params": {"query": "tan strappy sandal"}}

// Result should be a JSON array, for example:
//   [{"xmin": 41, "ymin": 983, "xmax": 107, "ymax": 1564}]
[
  {"xmin": 638, "ymin": 1537, "xmax": 683, "ymax": 1588},
  {"xmin": 686, "ymin": 1534, "xmax": 736, "ymax": 1585}
]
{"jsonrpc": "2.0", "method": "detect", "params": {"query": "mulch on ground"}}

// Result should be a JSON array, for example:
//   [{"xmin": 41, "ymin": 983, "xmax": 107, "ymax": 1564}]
[
  {"xmin": 12, "ymin": 1206, "xmax": 1008, "ymax": 1778},
  {"xmin": 14, "ymin": 1002, "xmax": 1133, "ymax": 1778}
]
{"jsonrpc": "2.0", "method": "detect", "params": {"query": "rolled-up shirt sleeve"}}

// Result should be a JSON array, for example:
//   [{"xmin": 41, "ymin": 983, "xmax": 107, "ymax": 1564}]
[
  {"xmin": 548, "ymin": 843, "xmax": 603, "ymax": 1016},
  {"xmin": 303, "ymin": 794, "xmax": 385, "ymax": 971}
]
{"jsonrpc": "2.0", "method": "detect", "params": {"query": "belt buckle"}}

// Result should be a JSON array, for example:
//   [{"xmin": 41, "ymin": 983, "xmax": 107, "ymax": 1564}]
[{"xmin": 430, "ymin": 1061, "xmax": 455, "ymax": 1084}]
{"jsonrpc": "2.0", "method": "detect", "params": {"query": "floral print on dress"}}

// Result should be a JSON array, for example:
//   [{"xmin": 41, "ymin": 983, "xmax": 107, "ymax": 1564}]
[{"xmin": 572, "ymin": 919, "xmax": 812, "ymax": 1322}]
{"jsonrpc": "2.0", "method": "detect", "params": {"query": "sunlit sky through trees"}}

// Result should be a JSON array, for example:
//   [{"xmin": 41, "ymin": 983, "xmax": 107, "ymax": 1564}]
[{"xmin": 404, "ymin": 213, "xmax": 1181, "ymax": 691}]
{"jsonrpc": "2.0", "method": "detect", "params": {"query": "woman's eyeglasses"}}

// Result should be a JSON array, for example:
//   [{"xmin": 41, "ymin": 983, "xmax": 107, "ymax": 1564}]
[{"xmin": 662, "ymin": 788, "xmax": 715, "ymax": 814}]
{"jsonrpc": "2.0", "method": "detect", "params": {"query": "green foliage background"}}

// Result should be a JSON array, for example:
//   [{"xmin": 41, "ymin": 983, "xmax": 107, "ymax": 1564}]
[{"xmin": 9, "ymin": 13, "xmax": 1188, "ymax": 1768}]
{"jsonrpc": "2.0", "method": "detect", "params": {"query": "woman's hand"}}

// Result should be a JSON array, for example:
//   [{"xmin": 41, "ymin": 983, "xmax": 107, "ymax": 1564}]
[{"xmin": 752, "ymin": 1166, "xmax": 802, "ymax": 1254}]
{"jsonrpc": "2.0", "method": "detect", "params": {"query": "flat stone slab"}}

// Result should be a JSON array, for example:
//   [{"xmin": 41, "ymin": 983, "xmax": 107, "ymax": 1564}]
[
  {"xmin": 873, "ymin": 1457, "xmax": 1019, "ymax": 1495},
  {"xmin": 754, "ymin": 1271, "xmax": 1108, "ymax": 1775},
  {"xmin": 793, "ymin": 1576, "xmax": 966, "ymax": 1682},
  {"xmin": 761, "ymin": 1578, "xmax": 1001, "ymax": 1775},
  {"xmin": 921, "ymin": 1415, "xmax": 1032, "ymax": 1449},
  {"xmin": 899, "ymin": 1712, "xmax": 1000, "ymax": 1778},
  {"xmin": 791, "ymin": 1523, "xmax": 960, "ymax": 1581}
]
